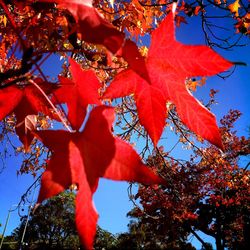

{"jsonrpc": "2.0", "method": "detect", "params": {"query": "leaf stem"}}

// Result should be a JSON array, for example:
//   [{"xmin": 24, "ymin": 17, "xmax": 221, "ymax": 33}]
[
  {"xmin": 28, "ymin": 79, "xmax": 73, "ymax": 133},
  {"xmin": 232, "ymin": 61, "xmax": 247, "ymax": 66}
]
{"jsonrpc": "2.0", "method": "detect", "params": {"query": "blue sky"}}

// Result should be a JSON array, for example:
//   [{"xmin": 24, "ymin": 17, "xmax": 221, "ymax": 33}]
[{"xmin": 1, "ymin": 10, "xmax": 250, "ymax": 249}]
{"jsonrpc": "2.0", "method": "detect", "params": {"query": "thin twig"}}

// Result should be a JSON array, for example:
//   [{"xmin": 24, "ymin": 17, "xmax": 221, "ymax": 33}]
[{"xmin": 28, "ymin": 79, "xmax": 73, "ymax": 132}]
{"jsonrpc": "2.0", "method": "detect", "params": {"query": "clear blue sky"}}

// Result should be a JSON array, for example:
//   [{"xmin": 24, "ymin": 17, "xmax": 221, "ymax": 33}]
[{"xmin": 1, "ymin": 11, "xmax": 250, "ymax": 249}]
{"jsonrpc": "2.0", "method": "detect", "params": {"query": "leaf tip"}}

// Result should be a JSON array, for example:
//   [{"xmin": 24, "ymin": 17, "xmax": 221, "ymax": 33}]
[
  {"xmin": 215, "ymin": 139, "xmax": 225, "ymax": 152},
  {"xmin": 152, "ymin": 137, "xmax": 159, "ymax": 148}
]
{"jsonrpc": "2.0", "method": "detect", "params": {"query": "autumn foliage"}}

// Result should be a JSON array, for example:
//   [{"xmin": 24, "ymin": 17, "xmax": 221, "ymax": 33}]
[
  {"xmin": 0, "ymin": 0, "xmax": 249, "ymax": 249},
  {"xmin": 129, "ymin": 110, "xmax": 250, "ymax": 249}
]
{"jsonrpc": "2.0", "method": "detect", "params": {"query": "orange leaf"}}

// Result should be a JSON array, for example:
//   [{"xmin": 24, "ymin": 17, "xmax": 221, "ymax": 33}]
[{"xmin": 228, "ymin": 0, "xmax": 241, "ymax": 17}]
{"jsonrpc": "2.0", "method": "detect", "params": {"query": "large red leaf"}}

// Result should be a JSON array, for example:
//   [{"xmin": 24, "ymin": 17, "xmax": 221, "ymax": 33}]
[
  {"xmin": 75, "ymin": 178, "xmax": 98, "ymax": 250},
  {"xmin": 36, "ymin": 131, "xmax": 72, "ymax": 201},
  {"xmin": 53, "ymin": 58, "xmax": 101, "ymax": 130},
  {"xmin": 104, "ymin": 137, "xmax": 165, "ymax": 184},
  {"xmin": 120, "ymin": 39, "xmax": 150, "ymax": 82},
  {"xmin": 0, "ymin": 80, "xmax": 56, "ymax": 149},
  {"xmin": 34, "ymin": 105, "xmax": 164, "ymax": 249},
  {"xmin": 104, "ymin": 12, "xmax": 233, "ymax": 148},
  {"xmin": 135, "ymin": 82, "xmax": 166, "ymax": 146},
  {"xmin": 148, "ymin": 14, "xmax": 232, "ymax": 76},
  {"xmin": 69, "ymin": 140, "xmax": 98, "ymax": 249},
  {"xmin": 0, "ymin": 86, "xmax": 23, "ymax": 120},
  {"xmin": 16, "ymin": 80, "xmax": 57, "ymax": 149}
]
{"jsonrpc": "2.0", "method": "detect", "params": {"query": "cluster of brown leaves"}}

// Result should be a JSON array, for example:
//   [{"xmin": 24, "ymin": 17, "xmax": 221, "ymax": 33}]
[{"xmin": 130, "ymin": 109, "xmax": 250, "ymax": 249}]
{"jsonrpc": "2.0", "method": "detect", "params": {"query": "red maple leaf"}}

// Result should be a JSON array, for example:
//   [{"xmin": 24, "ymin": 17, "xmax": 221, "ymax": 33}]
[
  {"xmin": 104, "ymin": 12, "xmax": 233, "ymax": 148},
  {"xmin": 0, "ymin": 85, "xmax": 23, "ymax": 121},
  {"xmin": 34, "ymin": 105, "xmax": 164, "ymax": 249},
  {"xmin": 40, "ymin": 0, "xmax": 124, "ymax": 53},
  {"xmin": 53, "ymin": 58, "xmax": 101, "ymax": 130},
  {"xmin": 39, "ymin": 1, "xmax": 149, "ymax": 76},
  {"xmin": 0, "ymin": 79, "xmax": 56, "ymax": 149}
]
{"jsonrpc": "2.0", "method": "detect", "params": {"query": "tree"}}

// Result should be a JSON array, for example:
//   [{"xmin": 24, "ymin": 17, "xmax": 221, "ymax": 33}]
[
  {"xmin": 12, "ymin": 191, "xmax": 80, "ymax": 249},
  {"xmin": 0, "ymin": 235, "xmax": 17, "ymax": 250},
  {"xmin": 11, "ymin": 192, "xmax": 120, "ymax": 250},
  {"xmin": 0, "ymin": 0, "xmax": 249, "ymax": 249},
  {"xmin": 94, "ymin": 226, "xmax": 117, "ymax": 250},
  {"xmin": 128, "ymin": 109, "xmax": 250, "ymax": 250}
]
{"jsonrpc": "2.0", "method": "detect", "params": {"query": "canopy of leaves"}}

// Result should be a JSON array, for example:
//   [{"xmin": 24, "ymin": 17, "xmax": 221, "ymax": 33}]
[{"xmin": 128, "ymin": 110, "xmax": 250, "ymax": 250}]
